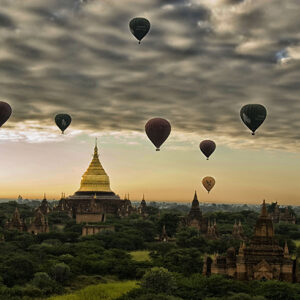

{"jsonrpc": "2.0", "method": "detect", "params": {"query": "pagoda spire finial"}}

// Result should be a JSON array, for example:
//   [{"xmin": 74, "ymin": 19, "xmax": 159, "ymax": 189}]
[
  {"xmin": 284, "ymin": 240, "xmax": 289, "ymax": 257},
  {"xmin": 94, "ymin": 138, "xmax": 98, "ymax": 156},
  {"xmin": 261, "ymin": 199, "xmax": 268, "ymax": 217}
]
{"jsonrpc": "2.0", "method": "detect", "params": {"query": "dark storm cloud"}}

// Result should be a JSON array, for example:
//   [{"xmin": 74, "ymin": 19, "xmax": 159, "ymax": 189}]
[
  {"xmin": 0, "ymin": 0, "xmax": 299, "ymax": 150},
  {"xmin": 0, "ymin": 12, "xmax": 15, "ymax": 28}
]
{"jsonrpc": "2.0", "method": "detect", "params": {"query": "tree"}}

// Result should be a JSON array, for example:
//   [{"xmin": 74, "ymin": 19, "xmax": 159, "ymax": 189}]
[
  {"xmin": 31, "ymin": 272, "xmax": 60, "ymax": 294},
  {"xmin": 51, "ymin": 263, "xmax": 70, "ymax": 283},
  {"xmin": 141, "ymin": 267, "xmax": 177, "ymax": 294},
  {"xmin": 258, "ymin": 281, "xmax": 298, "ymax": 300},
  {"xmin": 227, "ymin": 294, "xmax": 266, "ymax": 300},
  {"xmin": 2, "ymin": 255, "xmax": 35, "ymax": 287},
  {"xmin": 157, "ymin": 248, "xmax": 203, "ymax": 276},
  {"xmin": 158, "ymin": 213, "xmax": 180, "ymax": 237}
]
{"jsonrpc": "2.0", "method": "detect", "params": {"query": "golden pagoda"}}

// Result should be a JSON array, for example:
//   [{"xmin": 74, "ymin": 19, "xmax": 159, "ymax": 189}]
[
  {"xmin": 55, "ymin": 139, "xmax": 135, "ymax": 219},
  {"xmin": 77, "ymin": 139, "xmax": 113, "ymax": 194}
]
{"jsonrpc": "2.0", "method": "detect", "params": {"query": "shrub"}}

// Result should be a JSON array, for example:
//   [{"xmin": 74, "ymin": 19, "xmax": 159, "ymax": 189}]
[
  {"xmin": 141, "ymin": 267, "xmax": 177, "ymax": 294},
  {"xmin": 51, "ymin": 263, "xmax": 71, "ymax": 283}
]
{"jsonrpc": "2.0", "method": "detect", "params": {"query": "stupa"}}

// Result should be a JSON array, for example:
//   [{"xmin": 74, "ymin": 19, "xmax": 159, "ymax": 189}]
[{"xmin": 56, "ymin": 140, "xmax": 134, "ymax": 218}]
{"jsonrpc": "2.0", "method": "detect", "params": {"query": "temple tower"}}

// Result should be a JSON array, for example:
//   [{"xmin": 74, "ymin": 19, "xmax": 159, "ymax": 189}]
[
  {"xmin": 76, "ymin": 140, "xmax": 113, "ymax": 195},
  {"xmin": 55, "ymin": 139, "xmax": 134, "ymax": 218},
  {"xmin": 184, "ymin": 191, "xmax": 207, "ymax": 233},
  {"xmin": 5, "ymin": 207, "xmax": 26, "ymax": 232}
]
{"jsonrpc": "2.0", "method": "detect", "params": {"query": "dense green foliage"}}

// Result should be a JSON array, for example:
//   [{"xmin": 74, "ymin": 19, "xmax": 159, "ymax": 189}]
[
  {"xmin": 119, "ymin": 271, "xmax": 300, "ymax": 300},
  {"xmin": 0, "ymin": 202, "xmax": 298, "ymax": 299}
]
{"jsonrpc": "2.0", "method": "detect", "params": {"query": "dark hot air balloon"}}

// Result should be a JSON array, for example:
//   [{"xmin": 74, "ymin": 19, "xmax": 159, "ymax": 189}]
[
  {"xmin": 55, "ymin": 114, "xmax": 72, "ymax": 134},
  {"xmin": 240, "ymin": 104, "xmax": 267, "ymax": 135},
  {"xmin": 202, "ymin": 176, "xmax": 215, "ymax": 193},
  {"xmin": 145, "ymin": 118, "xmax": 171, "ymax": 151},
  {"xmin": 200, "ymin": 140, "xmax": 216, "ymax": 160},
  {"xmin": 129, "ymin": 17, "xmax": 150, "ymax": 44},
  {"xmin": 0, "ymin": 101, "xmax": 12, "ymax": 128}
]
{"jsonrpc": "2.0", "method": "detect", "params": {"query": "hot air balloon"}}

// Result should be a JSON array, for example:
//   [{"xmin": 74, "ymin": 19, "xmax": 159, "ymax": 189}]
[
  {"xmin": 202, "ymin": 176, "xmax": 215, "ymax": 193},
  {"xmin": 240, "ymin": 104, "xmax": 267, "ymax": 135},
  {"xmin": 0, "ymin": 101, "xmax": 12, "ymax": 128},
  {"xmin": 145, "ymin": 118, "xmax": 171, "ymax": 151},
  {"xmin": 200, "ymin": 140, "xmax": 216, "ymax": 160},
  {"xmin": 55, "ymin": 114, "xmax": 72, "ymax": 134},
  {"xmin": 129, "ymin": 17, "xmax": 150, "ymax": 44}
]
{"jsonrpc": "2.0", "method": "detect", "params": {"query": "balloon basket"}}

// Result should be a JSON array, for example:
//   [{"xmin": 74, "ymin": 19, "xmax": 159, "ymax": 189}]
[{"xmin": 156, "ymin": 148, "xmax": 160, "ymax": 152}]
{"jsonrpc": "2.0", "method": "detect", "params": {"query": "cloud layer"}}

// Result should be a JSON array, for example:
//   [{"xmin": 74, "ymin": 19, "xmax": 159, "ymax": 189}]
[{"xmin": 0, "ymin": 0, "xmax": 299, "ymax": 151}]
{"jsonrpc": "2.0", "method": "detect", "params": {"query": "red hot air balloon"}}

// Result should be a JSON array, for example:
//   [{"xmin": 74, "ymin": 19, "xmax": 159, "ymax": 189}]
[
  {"xmin": 0, "ymin": 101, "xmax": 12, "ymax": 128},
  {"xmin": 200, "ymin": 140, "xmax": 216, "ymax": 160},
  {"xmin": 145, "ymin": 118, "xmax": 171, "ymax": 151}
]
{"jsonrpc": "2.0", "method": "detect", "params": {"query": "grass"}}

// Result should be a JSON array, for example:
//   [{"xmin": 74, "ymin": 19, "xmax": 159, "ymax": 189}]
[
  {"xmin": 48, "ymin": 281, "xmax": 137, "ymax": 300},
  {"xmin": 130, "ymin": 250, "xmax": 151, "ymax": 261}
]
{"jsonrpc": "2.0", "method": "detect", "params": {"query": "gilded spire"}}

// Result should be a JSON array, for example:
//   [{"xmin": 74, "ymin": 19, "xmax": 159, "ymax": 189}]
[{"xmin": 78, "ymin": 140, "xmax": 112, "ymax": 193}]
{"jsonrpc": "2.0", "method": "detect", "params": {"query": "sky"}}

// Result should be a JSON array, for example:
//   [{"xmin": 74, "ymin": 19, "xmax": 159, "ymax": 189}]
[{"xmin": 0, "ymin": 0, "xmax": 299, "ymax": 205}]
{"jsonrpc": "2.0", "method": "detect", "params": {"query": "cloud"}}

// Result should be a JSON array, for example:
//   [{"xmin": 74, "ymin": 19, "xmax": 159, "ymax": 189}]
[{"xmin": 0, "ymin": 0, "xmax": 299, "ymax": 152}]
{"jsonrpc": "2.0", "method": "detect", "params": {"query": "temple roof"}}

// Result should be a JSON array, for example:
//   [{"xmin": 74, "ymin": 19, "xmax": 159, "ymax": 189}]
[
  {"xmin": 77, "ymin": 140, "xmax": 113, "ymax": 194},
  {"xmin": 252, "ymin": 200, "xmax": 275, "ymax": 242},
  {"xmin": 192, "ymin": 191, "xmax": 199, "ymax": 208},
  {"xmin": 188, "ymin": 191, "xmax": 202, "ymax": 220}
]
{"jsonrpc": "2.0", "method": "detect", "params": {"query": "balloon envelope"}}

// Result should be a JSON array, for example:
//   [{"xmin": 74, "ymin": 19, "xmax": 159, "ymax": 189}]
[
  {"xmin": 129, "ymin": 17, "xmax": 150, "ymax": 43},
  {"xmin": 55, "ymin": 114, "xmax": 72, "ymax": 134},
  {"xmin": 240, "ymin": 104, "xmax": 267, "ymax": 135},
  {"xmin": 0, "ymin": 101, "xmax": 12, "ymax": 128},
  {"xmin": 145, "ymin": 118, "xmax": 171, "ymax": 151},
  {"xmin": 200, "ymin": 140, "xmax": 216, "ymax": 160},
  {"xmin": 202, "ymin": 176, "xmax": 215, "ymax": 193}
]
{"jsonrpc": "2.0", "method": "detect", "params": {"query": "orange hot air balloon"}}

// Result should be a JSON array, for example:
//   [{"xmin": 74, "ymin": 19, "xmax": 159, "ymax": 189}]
[{"xmin": 202, "ymin": 176, "xmax": 215, "ymax": 193}]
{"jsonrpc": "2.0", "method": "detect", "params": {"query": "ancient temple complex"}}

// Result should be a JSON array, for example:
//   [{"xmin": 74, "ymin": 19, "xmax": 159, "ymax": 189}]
[
  {"xmin": 269, "ymin": 202, "xmax": 296, "ymax": 224},
  {"xmin": 138, "ymin": 195, "xmax": 147, "ymax": 217},
  {"xmin": 55, "ymin": 141, "xmax": 135, "ymax": 220},
  {"xmin": 232, "ymin": 220, "xmax": 245, "ymax": 241},
  {"xmin": 182, "ymin": 192, "xmax": 219, "ymax": 239},
  {"xmin": 37, "ymin": 195, "xmax": 52, "ymax": 215},
  {"xmin": 27, "ymin": 208, "xmax": 49, "ymax": 234},
  {"xmin": 182, "ymin": 192, "xmax": 208, "ymax": 233},
  {"xmin": 203, "ymin": 200, "xmax": 297, "ymax": 282},
  {"xmin": 5, "ymin": 208, "xmax": 26, "ymax": 232},
  {"xmin": 5, "ymin": 207, "xmax": 49, "ymax": 235}
]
